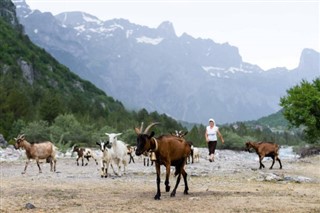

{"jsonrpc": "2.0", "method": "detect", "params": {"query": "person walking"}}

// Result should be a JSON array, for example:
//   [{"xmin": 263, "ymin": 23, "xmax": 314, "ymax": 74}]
[{"xmin": 205, "ymin": 118, "xmax": 224, "ymax": 162}]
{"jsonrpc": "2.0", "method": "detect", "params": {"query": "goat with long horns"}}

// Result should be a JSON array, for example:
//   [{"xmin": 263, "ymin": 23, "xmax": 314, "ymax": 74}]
[{"xmin": 135, "ymin": 122, "xmax": 192, "ymax": 200}]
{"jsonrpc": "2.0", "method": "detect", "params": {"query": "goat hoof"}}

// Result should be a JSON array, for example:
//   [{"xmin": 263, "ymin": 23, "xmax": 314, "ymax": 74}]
[
  {"xmin": 154, "ymin": 195, "xmax": 161, "ymax": 200},
  {"xmin": 170, "ymin": 192, "xmax": 176, "ymax": 197},
  {"xmin": 184, "ymin": 191, "xmax": 188, "ymax": 195},
  {"xmin": 166, "ymin": 186, "xmax": 170, "ymax": 192}
]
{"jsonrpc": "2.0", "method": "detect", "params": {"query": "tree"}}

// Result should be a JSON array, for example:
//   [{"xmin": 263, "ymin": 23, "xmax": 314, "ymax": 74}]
[
  {"xmin": 39, "ymin": 92, "xmax": 64, "ymax": 124},
  {"xmin": 280, "ymin": 78, "xmax": 320, "ymax": 143}
]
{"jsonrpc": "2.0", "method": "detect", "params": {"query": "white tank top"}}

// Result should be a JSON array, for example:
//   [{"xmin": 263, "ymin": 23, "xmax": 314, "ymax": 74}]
[{"xmin": 206, "ymin": 126, "xmax": 219, "ymax": 141}]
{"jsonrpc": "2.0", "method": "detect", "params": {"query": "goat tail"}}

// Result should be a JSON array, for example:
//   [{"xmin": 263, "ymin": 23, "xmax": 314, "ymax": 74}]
[
  {"xmin": 275, "ymin": 144, "xmax": 280, "ymax": 154},
  {"xmin": 174, "ymin": 164, "xmax": 183, "ymax": 177},
  {"xmin": 174, "ymin": 169, "xmax": 179, "ymax": 177}
]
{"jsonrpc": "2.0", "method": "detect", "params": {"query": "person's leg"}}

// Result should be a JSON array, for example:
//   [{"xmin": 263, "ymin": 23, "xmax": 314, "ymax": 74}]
[
  {"xmin": 211, "ymin": 141, "xmax": 217, "ymax": 161},
  {"xmin": 208, "ymin": 142, "xmax": 213, "ymax": 162}
]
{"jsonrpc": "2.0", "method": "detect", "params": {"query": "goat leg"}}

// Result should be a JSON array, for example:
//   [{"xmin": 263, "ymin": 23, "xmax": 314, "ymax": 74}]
[
  {"xmin": 50, "ymin": 159, "xmax": 53, "ymax": 172},
  {"xmin": 165, "ymin": 165, "xmax": 171, "ymax": 192},
  {"xmin": 154, "ymin": 164, "xmax": 161, "ymax": 200},
  {"xmin": 259, "ymin": 156, "xmax": 265, "ymax": 169},
  {"xmin": 84, "ymin": 157, "xmax": 90, "ymax": 166},
  {"xmin": 110, "ymin": 163, "xmax": 118, "ymax": 176},
  {"xmin": 100, "ymin": 160, "xmax": 105, "ymax": 178},
  {"xmin": 22, "ymin": 160, "xmax": 30, "ymax": 174},
  {"xmin": 36, "ymin": 160, "xmax": 42, "ymax": 173},
  {"xmin": 104, "ymin": 162, "xmax": 108, "ymax": 178},
  {"xmin": 277, "ymin": 157, "xmax": 283, "ymax": 169},
  {"xmin": 76, "ymin": 157, "xmax": 80, "ymax": 166},
  {"xmin": 182, "ymin": 169, "xmax": 189, "ymax": 195},
  {"xmin": 270, "ymin": 156, "xmax": 275, "ymax": 169},
  {"xmin": 53, "ymin": 159, "xmax": 56, "ymax": 172},
  {"xmin": 171, "ymin": 173, "xmax": 182, "ymax": 197}
]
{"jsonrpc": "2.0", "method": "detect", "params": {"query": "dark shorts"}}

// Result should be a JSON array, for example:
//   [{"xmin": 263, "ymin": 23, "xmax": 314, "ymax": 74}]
[{"xmin": 208, "ymin": 141, "xmax": 217, "ymax": 155}]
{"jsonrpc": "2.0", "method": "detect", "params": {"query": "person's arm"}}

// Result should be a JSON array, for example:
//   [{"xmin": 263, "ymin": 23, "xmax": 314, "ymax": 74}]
[
  {"xmin": 205, "ymin": 129, "xmax": 209, "ymax": 143},
  {"xmin": 217, "ymin": 130, "xmax": 224, "ymax": 144}
]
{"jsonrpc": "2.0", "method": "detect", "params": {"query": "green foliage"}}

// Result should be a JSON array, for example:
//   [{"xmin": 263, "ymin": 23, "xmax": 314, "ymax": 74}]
[
  {"xmin": 21, "ymin": 120, "xmax": 50, "ymax": 141},
  {"xmin": 280, "ymin": 78, "xmax": 320, "ymax": 144},
  {"xmin": 222, "ymin": 130, "xmax": 256, "ymax": 150}
]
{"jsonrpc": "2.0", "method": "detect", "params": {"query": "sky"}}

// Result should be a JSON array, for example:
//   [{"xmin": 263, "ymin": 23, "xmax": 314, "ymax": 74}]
[{"xmin": 24, "ymin": 0, "xmax": 319, "ymax": 70}]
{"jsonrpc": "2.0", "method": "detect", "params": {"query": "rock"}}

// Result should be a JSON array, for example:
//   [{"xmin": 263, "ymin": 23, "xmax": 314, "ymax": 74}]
[
  {"xmin": 25, "ymin": 203, "xmax": 36, "ymax": 209},
  {"xmin": 0, "ymin": 134, "xmax": 7, "ymax": 147},
  {"xmin": 284, "ymin": 176, "xmax": 312, "ymax": 183}
]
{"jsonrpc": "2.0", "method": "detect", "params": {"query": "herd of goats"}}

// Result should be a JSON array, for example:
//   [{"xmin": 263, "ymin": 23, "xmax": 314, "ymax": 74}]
[{"xmin": 13, "ymin": 122, "xmax": 282, "ymax": 200}]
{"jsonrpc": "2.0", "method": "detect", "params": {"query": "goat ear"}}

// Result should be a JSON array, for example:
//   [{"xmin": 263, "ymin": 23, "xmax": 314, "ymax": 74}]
[
  {"xmin": 96, "ymin": 142, "xmax": 100, "ymax": 146},
  {"xmin": 184, "ymin": 131, "xmax": 188, "ymax": 136},
  {"xmin": 134, "ymin": 127, "xmax": 141, "ymax": 135},
  {"xmin": 115, "ymin": 133, "xmax": 122, "ymax": 137},
  {"xmin": 149, "ymin": 131, "xmax": 155, "ymax": 138}
]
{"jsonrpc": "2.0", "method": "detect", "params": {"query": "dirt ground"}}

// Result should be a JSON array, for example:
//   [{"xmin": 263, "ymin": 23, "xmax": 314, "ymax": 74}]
[{"xmin": 0, "ymin": 149, "xmax": 319, "ymax": 213}]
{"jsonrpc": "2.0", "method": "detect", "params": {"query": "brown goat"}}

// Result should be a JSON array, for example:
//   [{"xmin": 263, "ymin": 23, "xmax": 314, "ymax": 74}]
[
  {"xmin": 14, "ymin": 134, "xmax": 57, "ymax": 174},
  {"xmin": 245, "ymin": 141, "xmax": 282, "ymax": 169},
  {"xmin": 72, "ymin": 145, "xmax": 98, "ymax": 166},
  {"xmin": 135, "ymin": 122, "xmax": 191, "ymax": 200}
]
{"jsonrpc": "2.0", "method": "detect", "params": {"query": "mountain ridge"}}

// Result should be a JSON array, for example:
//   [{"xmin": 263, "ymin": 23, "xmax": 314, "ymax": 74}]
[{"xmin": 13, "ymin": 0, "xmax": 320, "ymax": 124}]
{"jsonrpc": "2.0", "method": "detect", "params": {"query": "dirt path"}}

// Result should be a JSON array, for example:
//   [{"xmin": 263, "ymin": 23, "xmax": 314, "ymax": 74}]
[{"xmin": 0, "ymin": 149, "xmax": 319, "ymax": 213}]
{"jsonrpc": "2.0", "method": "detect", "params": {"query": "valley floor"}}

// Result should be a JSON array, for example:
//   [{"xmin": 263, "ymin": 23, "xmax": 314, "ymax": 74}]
[{"xmin": 0, "ymin": 150, "xmax": 319, "ymax": 213}]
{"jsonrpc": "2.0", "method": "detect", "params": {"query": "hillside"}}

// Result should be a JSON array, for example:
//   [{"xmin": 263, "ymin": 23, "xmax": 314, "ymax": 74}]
[
  {"xmin": 244, "ymin": 109, "xmax": 289, "ymax": 128},
  {"xmin": 0, "ymin": 2, "xmax": 185, "ymax": 142}
]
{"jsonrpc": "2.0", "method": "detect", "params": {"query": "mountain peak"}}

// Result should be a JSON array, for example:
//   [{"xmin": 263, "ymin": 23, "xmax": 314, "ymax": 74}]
[
  {"xmin": 55, "ymin": 11, "xmax": 102, "ymax": 26},
  {"xmin": 1, "ymin": 0, "xmax": 20, "ymax": 27},
  {"xmin": 157, "ymin": 21, "xmax": 176, "ymax": 38},
  {"xmin": 297, "ymin": 48, "xmax": 320, "ymax": 77}
]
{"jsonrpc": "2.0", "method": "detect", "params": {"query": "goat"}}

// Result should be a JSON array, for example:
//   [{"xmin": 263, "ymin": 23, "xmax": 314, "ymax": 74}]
[
  {"xmin": 96, "ymin": 141, "xmax": 116, "ymax": 178},
  {"xmin": 135, "ymin": 122, "xmax": 191, "ymax": 200},
  {"xmin": 72, "ymin": 145, "xmax": 98, "ymax": 166},
  {"xmin": 192, "ymin": 147, "xmax": 200, "ymax": 163},
  {"xmin": 13, "ymin": 134, "xmax": 56, "ymax": 174},
  {"xmin": 127, "ymin": 145, "xmax": 135, "ymax": 164},
  {"xmin": 105, "ymin": 133, "xmax": 128, "ymax": 176},
  {"xmin": 245, "ymin": 141, "xmax": 282, "ymax": 169}
]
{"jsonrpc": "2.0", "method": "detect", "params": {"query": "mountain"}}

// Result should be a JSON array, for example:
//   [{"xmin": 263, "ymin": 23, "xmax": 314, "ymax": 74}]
[
  {"xmin": 13, "ymin": 0, "xmax": 320, "ymax": 124},
  {"xmin": 0, "ymin": 1, "xmax": 185, "ymax": 139}
]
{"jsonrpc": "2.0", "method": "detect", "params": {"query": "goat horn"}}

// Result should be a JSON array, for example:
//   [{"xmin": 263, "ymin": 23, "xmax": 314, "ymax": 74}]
[
  {"xmin": 143, "ymin": 122, "xmax": 160, "ymax": 134},
  {"xmin": 140, "ymin": 122, "xmax": 144, "ymax": 133}
]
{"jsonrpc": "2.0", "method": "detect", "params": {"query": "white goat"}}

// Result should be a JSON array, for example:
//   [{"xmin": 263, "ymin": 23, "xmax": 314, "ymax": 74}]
[
  {"xmin": 105, "ymin": 133, "xmax": 128, "ymax": 176},
  {"xmin": 192, "ymin": 147, "xmax": 200, "ymax": 163},
  {"xmin": 96, "ymin": 141, "xmax": 115, "ymax": 178}
]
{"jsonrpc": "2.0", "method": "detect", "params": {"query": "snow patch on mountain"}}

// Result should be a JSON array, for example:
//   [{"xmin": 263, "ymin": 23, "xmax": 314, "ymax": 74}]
[{"xmin": 136, "ymin": 36, "xmax": 163, "ymax": 45}]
